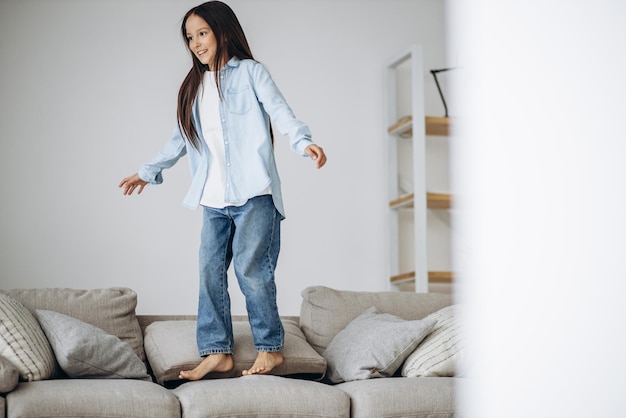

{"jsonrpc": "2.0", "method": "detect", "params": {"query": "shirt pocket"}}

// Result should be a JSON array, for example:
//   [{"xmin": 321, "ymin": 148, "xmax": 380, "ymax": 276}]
[{"xmin": 226, "ymin": 86, "xmax": 253, "ymax": 115}]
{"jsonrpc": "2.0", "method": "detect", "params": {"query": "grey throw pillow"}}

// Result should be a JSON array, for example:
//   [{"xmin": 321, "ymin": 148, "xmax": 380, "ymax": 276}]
[
  {"xmin": 323, "ymin": 306, "xmax": 436, "ymax": 383},
  {"xmin": 36, "ymin": 310, "xmax": 150, "ymax": 380}
]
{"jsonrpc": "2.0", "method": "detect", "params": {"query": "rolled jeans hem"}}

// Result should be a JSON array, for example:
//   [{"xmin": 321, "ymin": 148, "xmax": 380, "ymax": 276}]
[
  {"xmin": 199, "ymin": 349, "xmax": 233, "ymax": 356},
  {"xmin": 255, "ymin": 346, "xmax": 283, "ymax": 353}
]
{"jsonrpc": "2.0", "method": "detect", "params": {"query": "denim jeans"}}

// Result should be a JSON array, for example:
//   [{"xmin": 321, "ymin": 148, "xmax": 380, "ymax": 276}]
[{"xmin": 196, "ymin": 195, "xmax": 284, "ymax": 356}]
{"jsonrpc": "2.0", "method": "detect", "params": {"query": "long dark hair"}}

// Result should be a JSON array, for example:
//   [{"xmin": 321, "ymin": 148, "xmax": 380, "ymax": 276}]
[{"xmin": 178, "ymin": 1, "xmax": 254, "ymax": 150}]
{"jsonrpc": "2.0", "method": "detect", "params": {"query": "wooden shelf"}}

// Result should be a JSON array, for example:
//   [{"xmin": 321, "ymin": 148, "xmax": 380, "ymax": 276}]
[
  {"xmin": 426, "ymin": 116, "xmax": 450, "ymax": 136},
  {"xmin": 387, "ymin": 116, "xmax": 413, "ymax": 137},
  {"xmin": 389, "ymin": 193, "xmax": 415, "ymax": 209},
  {"xmin": 387, "ymin": 116, "xmax": 451, "ymax": 137},
  {"xmin": 389, "ymin": 192, "xmax": 452, "ymax": 210},
  {"xmin": 426, "ymin": 192, "xmax": 452, "ymax": 209},
  {"xmin": 390, "ymin": 271, "xmax": 454, "ymax": 284}
]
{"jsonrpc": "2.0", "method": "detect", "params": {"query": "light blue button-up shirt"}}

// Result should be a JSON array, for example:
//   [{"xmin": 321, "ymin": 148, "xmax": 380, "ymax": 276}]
[{"xmin": 138, "ymin": 57, "xmax": 313, "ymax": 218}]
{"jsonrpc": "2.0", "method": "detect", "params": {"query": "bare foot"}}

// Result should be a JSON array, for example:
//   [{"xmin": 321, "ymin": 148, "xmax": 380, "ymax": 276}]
[
  {"xmin": 242, "ymin": 351, "xmax": 283, "ymax": 376},
  {"xmin": 179, "ymin": 353, "xmax": 233, "ymax": 380}
]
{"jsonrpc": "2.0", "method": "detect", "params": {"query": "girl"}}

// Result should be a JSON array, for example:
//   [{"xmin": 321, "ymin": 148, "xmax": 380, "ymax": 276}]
[{"xmin": 119, "ymin": 1, "xmax": 326, "ymax": 380}]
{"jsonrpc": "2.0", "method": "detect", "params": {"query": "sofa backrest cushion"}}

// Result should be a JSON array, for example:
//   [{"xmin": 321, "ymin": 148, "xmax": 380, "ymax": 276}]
[
  {"xmin": 1, "ymin": 287, "xmax": 145, "ymax": 362},
  {"xmin": 299, "ymin": 286, "xmax": 453, "ymax": 354}
]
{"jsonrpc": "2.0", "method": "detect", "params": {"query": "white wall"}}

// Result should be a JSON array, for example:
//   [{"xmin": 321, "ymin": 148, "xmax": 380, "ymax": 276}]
[
  {"xmin": 450, "ymin": 0, "xmax": 626, "ymax": 416},
  {"xmin": 0, "ymin": 0, "xmax": 446, "ymax": 315}
]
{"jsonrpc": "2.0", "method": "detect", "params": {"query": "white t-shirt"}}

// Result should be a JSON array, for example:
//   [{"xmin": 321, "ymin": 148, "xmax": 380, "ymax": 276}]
[
  {"xmin": 198, "ymin": 72, "xmax": 270, "ymax": 208},
  {"xmin": 198, "ymin": 71, "xmax": 228, "ymax": 208}
]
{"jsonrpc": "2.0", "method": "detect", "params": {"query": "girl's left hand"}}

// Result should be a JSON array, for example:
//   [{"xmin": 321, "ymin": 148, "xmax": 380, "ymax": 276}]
[{"xmin": 305, "ymin": 144, "xmax": 327, "ymax": 169}]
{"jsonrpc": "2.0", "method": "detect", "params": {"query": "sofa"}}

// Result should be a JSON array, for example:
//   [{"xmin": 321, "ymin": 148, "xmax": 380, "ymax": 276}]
[{"xmin": 0, "ymin": 285, "xmax": 461, "ymax": 418}]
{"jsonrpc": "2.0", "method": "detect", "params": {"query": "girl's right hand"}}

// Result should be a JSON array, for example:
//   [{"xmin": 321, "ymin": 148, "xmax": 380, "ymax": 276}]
[{"xmin": 119, "ymin": 173, "xmax": 148, "ymax": 196}]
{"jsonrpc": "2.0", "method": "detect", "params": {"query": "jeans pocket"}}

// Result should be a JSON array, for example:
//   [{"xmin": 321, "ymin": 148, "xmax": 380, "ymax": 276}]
[{"xmin": 226, "ymin": 86, "xmax": 252, "ymax": 114}]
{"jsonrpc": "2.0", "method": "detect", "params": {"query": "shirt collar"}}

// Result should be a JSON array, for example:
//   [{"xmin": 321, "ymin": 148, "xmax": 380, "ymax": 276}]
[{"xmin": 223, "ymin": 56, "xmax": 241, "ymax": 70}]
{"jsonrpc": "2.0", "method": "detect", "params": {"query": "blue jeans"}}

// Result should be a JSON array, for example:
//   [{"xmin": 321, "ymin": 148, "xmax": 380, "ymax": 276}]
[{"xmin": 196, "ymin": 195, "xmax": 284, "ymax": 356}]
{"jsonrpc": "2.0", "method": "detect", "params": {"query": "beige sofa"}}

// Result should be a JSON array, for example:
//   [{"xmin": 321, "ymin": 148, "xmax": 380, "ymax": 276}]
[{"xmin": 0, "ymin": 286, "xmax": 458, "ymax": 418}]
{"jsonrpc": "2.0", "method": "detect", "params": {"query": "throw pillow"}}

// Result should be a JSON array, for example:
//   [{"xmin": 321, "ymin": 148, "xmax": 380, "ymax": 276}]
[
  {"xmin": 401, "ymin": 305, "xmax": 466, "ymax": 377},
  {"xmin": 143, "ymin": 319, "xmax": 327, "ymax": 385},
  {"xmin": 322, "ymin": 306, "xmax": 437, "ymax": 383},
  {"xmin": 0, "ymin": 293, "xmax": 56, "ymax": 381},
  {"xmin": 35, "ymin": 309, "xmax": 150, "ymax": 380},
  {"xmin": 0, "ymin": 355, "xmax": 20, "ymax": 393}
]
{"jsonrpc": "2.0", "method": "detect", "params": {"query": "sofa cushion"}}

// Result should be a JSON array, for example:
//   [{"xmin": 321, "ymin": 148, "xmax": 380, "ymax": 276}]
[
  {"xmin": 0, "ymin": 355, "xmax": 19, "ymax": 393},
  {"xmin": 0, "ymin": 293, "xmax": 56, "ymax": 381},
  {"xmin": 36, "ymin": 309, "xmax": 150, "ymax": 380},
  {"xmin": 1, "ymin": 287, "xmax": 145, "ymax": 361},
  {"xmin": 174, "ymin": 375, "xmax": 350, "ymax": 418},
  {"xmin": 336, "ymin": 377, "xmax": 455, "ymax": 418},
  {"xmin": 144, "ymin": 319, "xmax": 326, "ymax": 385},
  {"xmin": 323, "ymin": 306, "xmax": 436, "ymax": 383},
  {"xmin": 402, "ymin": 305, "xmax": 467, "ymax": 377},
  {"xmin": 300, "ymin": 286, "xmax": 453, "ymax": 354},
  {"xmin": 5, "ymin": 379, "xmax": 180, "ymax": 418}
]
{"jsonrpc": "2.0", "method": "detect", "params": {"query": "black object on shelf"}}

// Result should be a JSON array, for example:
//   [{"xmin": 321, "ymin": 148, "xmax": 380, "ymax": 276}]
[{"xmin": 430, "ymin": 68, "xmax": 457, "ymax": 118}]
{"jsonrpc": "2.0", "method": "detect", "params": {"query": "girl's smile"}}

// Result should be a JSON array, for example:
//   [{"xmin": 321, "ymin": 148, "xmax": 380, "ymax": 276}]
[{"xmin": 185, "ymin": 14, "xmax": 217, "ymax": 69}]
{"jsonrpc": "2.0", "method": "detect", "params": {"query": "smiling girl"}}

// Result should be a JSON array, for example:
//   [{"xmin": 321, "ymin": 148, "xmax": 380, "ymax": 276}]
[{"xmin": 119, "ymin": 1, "xmax": 326, "ymax": 380}]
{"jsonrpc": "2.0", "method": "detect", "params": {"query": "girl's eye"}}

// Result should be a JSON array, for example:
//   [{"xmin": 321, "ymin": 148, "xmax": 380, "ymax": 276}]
[
  {"xmin": 187, "ymin": 36, "xmax": 193, "ymax": 42},
  {"xmin": 200, "ymin": 31, "xmax": 207, "ymax": 37}
]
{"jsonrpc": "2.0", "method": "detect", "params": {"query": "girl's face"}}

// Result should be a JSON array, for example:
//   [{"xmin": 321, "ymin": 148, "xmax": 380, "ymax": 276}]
[{"xmin": 185, "ymin": 14, "xmax": 218, "ymax": 70}]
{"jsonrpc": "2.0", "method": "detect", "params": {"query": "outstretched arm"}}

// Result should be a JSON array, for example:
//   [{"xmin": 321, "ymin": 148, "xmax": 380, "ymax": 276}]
[
  {"xmin": 120, "ymin": 126, "xmax": 188, "ymax": 196},
  {"xmin": 305, "ymin": 144, "xmax": 327, "ymax": 169},
  {"xmin": 119, "ymin": 173, "xmax": 148, "ymax": 196}
]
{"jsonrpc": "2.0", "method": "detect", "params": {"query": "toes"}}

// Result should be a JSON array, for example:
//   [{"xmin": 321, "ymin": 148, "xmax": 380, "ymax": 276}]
[{"xmin": 242, "ymin": 366, "xmax": 262, "ymax": 376}]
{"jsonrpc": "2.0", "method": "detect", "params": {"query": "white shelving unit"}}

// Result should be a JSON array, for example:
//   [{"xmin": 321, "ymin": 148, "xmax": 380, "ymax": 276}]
[{"xmin": 386, "ymin": 45, "xmax": 453, "ymax": 293}]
